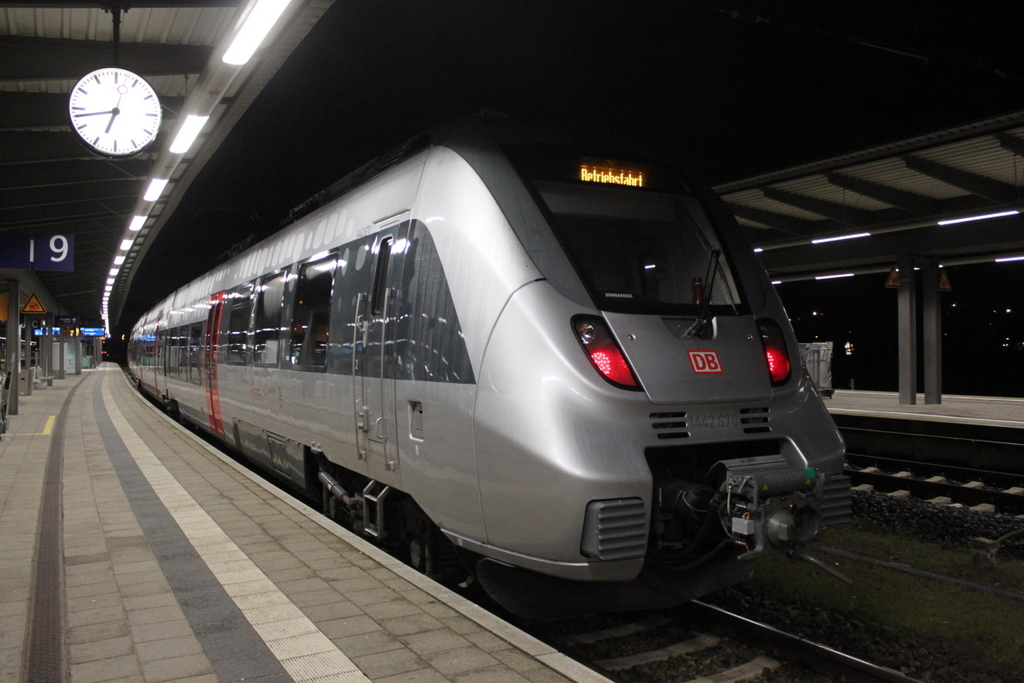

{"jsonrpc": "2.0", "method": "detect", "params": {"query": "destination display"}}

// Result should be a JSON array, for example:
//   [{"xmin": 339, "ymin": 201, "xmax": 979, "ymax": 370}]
[{"xmin": 579, "ymin": 164, "xmax": 644, "ymax": 187}]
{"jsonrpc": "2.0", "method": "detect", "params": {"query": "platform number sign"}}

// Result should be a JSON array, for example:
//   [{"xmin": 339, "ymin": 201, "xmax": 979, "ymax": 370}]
[{"xmin": 0, "ymin": 233, "xmax": 74, "ymax": 271}]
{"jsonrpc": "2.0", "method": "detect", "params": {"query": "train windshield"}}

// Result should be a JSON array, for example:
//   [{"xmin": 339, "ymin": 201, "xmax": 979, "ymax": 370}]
[{"xmin": 512, "ymin": 148, "xmax": 743, "ymax": 315}]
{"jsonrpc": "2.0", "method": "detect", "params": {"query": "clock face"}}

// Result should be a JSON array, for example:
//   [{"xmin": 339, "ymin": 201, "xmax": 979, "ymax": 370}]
[{"xmin": 69, "ymin": 67, "xmax": 162, "ymax": 157}]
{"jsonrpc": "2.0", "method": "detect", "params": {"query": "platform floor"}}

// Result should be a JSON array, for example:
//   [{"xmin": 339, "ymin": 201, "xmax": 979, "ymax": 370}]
[
  {"xmin": 1, "ymin": 365, "xmax": 611, "ymax": 683},
  {"xmin": 825, "ymin": 389, "xmax": 1024, "ymax": 430}
]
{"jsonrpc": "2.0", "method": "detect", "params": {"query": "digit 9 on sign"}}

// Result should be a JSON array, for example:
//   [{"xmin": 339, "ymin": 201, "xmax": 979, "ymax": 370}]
[{"xmin": 49, "ymin": 235, "xmax": 69, "ymax": 263}]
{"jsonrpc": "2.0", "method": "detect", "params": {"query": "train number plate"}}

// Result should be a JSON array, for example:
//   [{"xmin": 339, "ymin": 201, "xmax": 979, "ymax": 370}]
[{"xmin": 688, "ymin": 350, "xmax": 723, "ymax": 374}]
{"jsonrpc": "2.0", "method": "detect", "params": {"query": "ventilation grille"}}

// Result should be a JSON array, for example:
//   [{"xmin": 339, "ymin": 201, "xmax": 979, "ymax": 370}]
[
  {"xmin": 580, "ymin": 498, "xmax": 648, "ymax": 561},
  {"xmin": 820, "ymin": 474, "xmax": 853, "ymax": 527},
  {"xmin": 651, "ymin": 411, "xmax": 689, "ymax": 440},
  {"xmin": 740, "ymin": 407, "xmax": 771, "ymax": 434}
]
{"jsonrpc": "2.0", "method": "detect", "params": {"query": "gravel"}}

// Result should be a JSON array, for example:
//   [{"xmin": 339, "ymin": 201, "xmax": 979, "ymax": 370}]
[{"xmin": 851, "ymin": 490, "xmax": 1024, "ymax": 560}]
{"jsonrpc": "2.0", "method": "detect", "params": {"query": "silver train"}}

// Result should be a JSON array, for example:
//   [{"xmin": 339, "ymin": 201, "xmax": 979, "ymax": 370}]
[{"xmin": 129, "ymin": 118, "xmax": 851, "ymax": 617}]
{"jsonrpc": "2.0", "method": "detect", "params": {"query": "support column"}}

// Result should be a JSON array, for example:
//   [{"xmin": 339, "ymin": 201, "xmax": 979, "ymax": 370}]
[
  {"xmin": 5, "ymin": 280, "xmax": 18, "ymax": 415},
  {"xmin": 921, "ymin": 258, "xmax": 943, "ymax": 404},
  {"xmin": 897, "ymin": 255, "xmax": 917, "ymax": 405},
  {"xmin": 20, "ymin": 307, "xmax": 32, "ymax": 397}
]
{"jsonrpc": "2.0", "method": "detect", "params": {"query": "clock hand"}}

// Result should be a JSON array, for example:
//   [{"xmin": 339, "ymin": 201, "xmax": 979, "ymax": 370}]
[
  {"xmin": 104, "ymin": 86, "xmax": 127, "ymax": 134},
  {"xmin": 104, "ymin": 107, "xmax": 121, "ymax": 134},
  {"xmin": 76, "ymin": 109, "xmax": 116, "ymax": 117}
]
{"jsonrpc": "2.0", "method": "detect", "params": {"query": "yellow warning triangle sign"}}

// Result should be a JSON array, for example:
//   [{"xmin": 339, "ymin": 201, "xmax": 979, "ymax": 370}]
[
  {"xmin": 885, "ymin": 267, "xmax": 902, "ymax": 288},
  {"xmin": 939, "ymin": 270, "xmax": 952, "ymax": 292},
  {"xmin": 22, "ymin": 293, "xmax": 46, "ymax": 313}
]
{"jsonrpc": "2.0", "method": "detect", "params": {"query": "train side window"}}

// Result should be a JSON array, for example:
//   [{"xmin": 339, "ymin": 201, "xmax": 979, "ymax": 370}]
[
  {"xmin": 253, "ymin": 270, "xmax": 287, "ymax": 366},
  {"xmin": 288, "ymin": 253, "xmax": 335, "ymax": 369},
  {"xmin": 166, "ymin": 326, "xmax": 180, "ymax": 379},
  {"xmin": 371, "ymin": 237, "xmax": 393, "ymax": 317},
  {"xmin": 189, "ymin": 321, "xmax": 203, "ymax": 385},
  {"xmin": 176, "ymin": 325, "xmax": 188, "ymax": 378},
  {"xmin": 220, "ymin": 284, "xmax": 252, "ymax": 365}
]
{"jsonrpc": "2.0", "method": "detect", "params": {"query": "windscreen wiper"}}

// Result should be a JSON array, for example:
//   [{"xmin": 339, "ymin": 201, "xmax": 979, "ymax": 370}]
[{"xmin": 685, "ymin": 248, "xmax": 721, "ymax": 338}]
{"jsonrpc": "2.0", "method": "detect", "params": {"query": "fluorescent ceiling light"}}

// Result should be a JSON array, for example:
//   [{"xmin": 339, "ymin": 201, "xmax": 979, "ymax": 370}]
[
  {"xmin": 106, "ymin": 277, "xmax": 116, "ymax": 285},
  {"xmin": 144, "ymin": 178, "xmax": 169, "ymax": 202},
  {"xmin": 938, "ymin": 210, "xmax": 1019, "ymax": 226},
  {"xmin": 995, "ymin": 255, "xmax": 1024, "ymax": 263},
  {"xmin": 223, "ymin": 0, "xmax": 293, "ymax": 66},
  {"xmin": 771, "ymin": 280, "xmax": 782, "ymax": 285},
  {"xmin": 109, "ymin": 268, "xmax": 119, "ymax": 276},
  {"xmin": 811, "ymin": 232, "xmax": 871, "ymax": 245},
  {"xmin": 754, "ymin": 248, "xmax": 764, "ymax": 253},
  {"xmin": 169, "ymin": 115, "xmax": 210, "ymax": 154},
  {"xmin": 120, "ymin": 239, "xmax": 134, "ymax": 251},
  {"xmin": 114, "ymin": 255, "xmax": 125, "ymax": 265},
  {"xmin": 129, "ymin": 215, "xmax": 147, "ymax": 232},
  {"xmin": 815, "ymin": 273, "xmax": 855, "ymax": 280}
]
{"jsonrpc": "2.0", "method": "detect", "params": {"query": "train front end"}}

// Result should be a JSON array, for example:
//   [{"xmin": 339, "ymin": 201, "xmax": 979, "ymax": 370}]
[{"xmin": 463, "ymin": 130, "xmax": 852, "ymax": 617}]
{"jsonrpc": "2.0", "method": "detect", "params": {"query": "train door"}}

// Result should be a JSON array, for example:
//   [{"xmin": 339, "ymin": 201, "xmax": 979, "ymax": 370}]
[
  {"xmin": 203, "ymin": 292, "xmax": 225, "ymax": 437},
  {"xmin": 353, "ymin": 226, "xmax": 403, "ymax": 480}
]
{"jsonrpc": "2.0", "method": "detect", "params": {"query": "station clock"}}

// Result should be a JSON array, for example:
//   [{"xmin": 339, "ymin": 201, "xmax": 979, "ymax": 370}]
[{"xmin": 68, "ymin": 67, "xmax": 162, "ymax": 158}]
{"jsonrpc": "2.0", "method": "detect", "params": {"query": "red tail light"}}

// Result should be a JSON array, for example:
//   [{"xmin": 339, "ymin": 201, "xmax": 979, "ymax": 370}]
[
  {"xmin": 572, "ymin": 316, "xmax": 641, "ymax": 390},
  {"xmin": 757, "ymin": 318, "xmax": 791, "ymax": 386}
]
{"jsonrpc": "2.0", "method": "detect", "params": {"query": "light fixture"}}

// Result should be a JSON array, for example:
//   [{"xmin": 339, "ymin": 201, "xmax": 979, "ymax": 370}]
[
  {"xmin": 996, "ymin": 255, "xmax": 1024, "ymax": 263},
  {"xmin": 107, "ymin": 277, "xmax": 116, "ymax": 285},
  {"xmin": 938, "ymin": 210, "xmax": 1020, "ymax": 226},
  {"xmin": 144, "ymin": 178, "xmax": 169, "ymax": 202},
  {"xmin": 120, "ymin": 239, "xmax": 134, "ymax": 251},
  {"xmin": 811, "ymin": 232, "xmax": 871, "ymax": 245},
  {"xmin": 222, "ymin": 0, "xmax": 293, "ymax": 66},
  {"xmin": 109, "ymin": 268, "xmax": 119, "ymax": 277},
  {"xmin": 754, "ymin": 248, "xmax": 764, "ymax": 253},
  {"xmin": 815, "ymin": 273, "xmax": 855, "ymax": 280},
  {"xmin": 114, "ymin": 255, "xmax": 125, "ymax": 265},
  {"xmin": 169, "ymin": 114, "xmax": 210, "ymax": 154},
  {"xmin": 129, "ymin": 215, "xmax": 147, "ymax": 232}
]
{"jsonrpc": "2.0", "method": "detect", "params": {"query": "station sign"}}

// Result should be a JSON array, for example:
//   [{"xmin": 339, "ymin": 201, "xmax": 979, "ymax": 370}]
[
  {"xmin": 80, "ymin": 328, "xmax": 106, "ymax": 337},
  {"xmin": 0, "ymin": 232, "xmax": 75, "ymax": 271},
  {"xmin": 56, "ymin": 315, "xmax": 79, "ymax": 327}
]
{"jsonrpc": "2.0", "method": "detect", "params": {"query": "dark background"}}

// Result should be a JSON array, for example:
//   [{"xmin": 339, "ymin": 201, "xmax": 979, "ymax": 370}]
[{"xmin": 122, "ymin": 0, "xmax": 1024, "ymax": 396}]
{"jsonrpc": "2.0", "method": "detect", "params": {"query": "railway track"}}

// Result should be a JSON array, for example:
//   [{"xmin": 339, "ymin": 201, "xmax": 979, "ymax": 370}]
[
  {"xmin": 845, "ymin": 453, "xmax": 1024, "ymax": 515},
  {"xmin": 531, "ymin": 603, "xmax": 918, "ymax": 683}
]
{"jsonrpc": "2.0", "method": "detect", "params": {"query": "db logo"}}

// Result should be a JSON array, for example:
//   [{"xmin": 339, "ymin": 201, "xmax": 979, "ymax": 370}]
[{"xmin": 688, "ymin": 350, "xmax": 724, "ymax": 374}]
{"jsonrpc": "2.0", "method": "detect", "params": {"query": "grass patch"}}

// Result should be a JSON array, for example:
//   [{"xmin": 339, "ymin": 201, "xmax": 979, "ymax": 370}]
[{"xmin": 745, "ymin": 520, "xmax": 1024, "ymax": 671}]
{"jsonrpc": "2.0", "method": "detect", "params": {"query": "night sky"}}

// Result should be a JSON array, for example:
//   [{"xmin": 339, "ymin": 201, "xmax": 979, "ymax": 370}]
[{"xmin": 122, "ymin": 0, "xmax": 1024, "ymax": 396}]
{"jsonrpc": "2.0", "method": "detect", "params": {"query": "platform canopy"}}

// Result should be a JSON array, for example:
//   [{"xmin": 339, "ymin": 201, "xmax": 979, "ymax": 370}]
[{"xmin": 716, "ymin": 111, "xmax": 1024, "ymax": 282}]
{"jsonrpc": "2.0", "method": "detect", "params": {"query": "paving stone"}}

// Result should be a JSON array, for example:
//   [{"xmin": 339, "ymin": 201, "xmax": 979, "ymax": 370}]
[
  {"xmin": 352, "ymin": 647, "xmax": 430, "ymax": 679},
  {"xmin": 141, "ymin": 653, "xmax": 215, "ymax": 683},
  {"xmin": 334, "ymin": 629, "xmax": 406, "ymax": 657},
  {"xmin": 402, "ymin": 628, "xmax": 474, "ymax": 656},
  {"xmin": 69, "ymin": 635, "xmax": 135, "ymax": 665},
  {"xmin": 69, "ymin": 654, "xmax": 143, "ymax": 683},
  {"xmin": 426, "ymin": 646, "xmax": 502, "ymax": 676},
  {"xmin": 453, "ymin": 668, "xmax": 533, "ymax": 683},
  {"xmin": 134, "ymin": 635, "xmax": 204, "ymax": 661}
]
